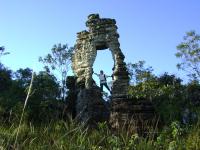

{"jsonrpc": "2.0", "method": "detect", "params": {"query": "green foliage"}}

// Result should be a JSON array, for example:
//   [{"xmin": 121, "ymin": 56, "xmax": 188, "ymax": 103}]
[
  {"xmin": 128, "ymin": 77, "xmax": 159, "ymax": 100},
  {"xmin": 27, "ymin": 71, "xmax": 62, "ymax": 123},
  {"xmin": 0, "ymin": 120, "xmax": 199, "ymax": 149},
  {"xmin": 39, "ymin": 43, "xmax": 74, "ymax": 100},
  {"xmin": 14, "ymin": 68, "xmax": 33, "ymax": 88},
  {"xmin": 155, "ymin": 121, "xmax": 184, "ymax": 150},
  {"xmin": 127, "ymin": 60, "xmax": 154, "ymax": 84},
  {"xmin": 0, "ymin": 46, "xmax": 9, "ymax": 60},
  {"xmin": 127, "ymin": 66, "xmax": 199, "ymax": 126},
  {"xmin": 176, "ymin": 30, "xmax": 200, "ymax": 80},
  {"xmin": 185, "ymin": 122, "xmax": 200, "ymax": 150},
  {"xmin": 31, "ymin": 71, "xmax": 60, "ymax": 100},
  {"xmin": 186, "ymin": 81, "xmax": 200, "ymax": 106},
  {"xmin": 128, "ymin": 69, "xmax": 188, "ymax": 124},
  {"xmin": 0, "ymin": 63, "xmax": 12, "ymax": 92},
  {"xmin": 0, "ymin": 67, "xmax": 65, "ymax": 124}
]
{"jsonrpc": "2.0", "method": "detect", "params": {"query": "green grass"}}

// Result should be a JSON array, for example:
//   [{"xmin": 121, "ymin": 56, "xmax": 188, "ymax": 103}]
[{"xmin": 0, "ymin": 120, "xmax": 199, "ymax": 150}]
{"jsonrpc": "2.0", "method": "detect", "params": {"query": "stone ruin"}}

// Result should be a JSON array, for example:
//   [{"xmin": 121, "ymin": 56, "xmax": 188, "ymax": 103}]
[
  {"xmin": 71, "ymin": 14, "xmax": 155, "ymax": 130},
  {"xmin": 72, "ymin": 14, "xmax": 129, "ymax": 98}
]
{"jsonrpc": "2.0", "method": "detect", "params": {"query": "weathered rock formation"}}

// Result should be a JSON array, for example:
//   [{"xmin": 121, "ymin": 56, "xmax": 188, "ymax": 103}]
[
  {"xmin": 72, "ymin": 14, "xmax": 129, "ymax": 98},
  {"xmin": 76, "ymin": 87, "xmax": 109, "ymax": 124},
  {"xmin": 71, "ymin": 14, "xmax": 155, "ymax": 131}
]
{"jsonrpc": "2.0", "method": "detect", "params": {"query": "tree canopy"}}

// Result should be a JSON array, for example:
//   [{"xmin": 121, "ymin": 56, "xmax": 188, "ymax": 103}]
[
  {"xmin": 176, "ymin": 31, "xmax": 200, "ymax": 81},
  {"xmin": 39, "ymin": 43, "xmax": 74, "ymax": 101}
]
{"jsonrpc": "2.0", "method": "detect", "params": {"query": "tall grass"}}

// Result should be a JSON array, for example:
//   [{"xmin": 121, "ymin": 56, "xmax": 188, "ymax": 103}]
[
  {"xmin": 13, "ymin": 72, "xmax": 35, "ymax": 148},
  {"xmin": 0, "ymin": 119, "xmax": 199, "ymax": 149}
]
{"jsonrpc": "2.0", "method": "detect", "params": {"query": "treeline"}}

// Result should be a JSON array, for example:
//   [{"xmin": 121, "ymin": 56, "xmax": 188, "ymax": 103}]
[
  {"xmin": 0, "ymin": 30, "xmax": 200, "ymax": 127},
  {"xmin": 127, "ymin": 30, "xmax": 200, "ymax": 125},
  {"xmin": 0, "ymin": 64, "xmax": 71, "ymax": 124},
  {"xmin": 1, "ymin": 62, "xmax": 200, "ymax": 150},
  {"xmin": 127, "ymin": 61, "xmax": 200, "ymax": 125},
  {"xmin": 0, "ymin": 56, "xmax": 200, "ymax": 127},
  {"xmin": 0, "ymin": 44, "xmax": 75, "ymax": 125}
]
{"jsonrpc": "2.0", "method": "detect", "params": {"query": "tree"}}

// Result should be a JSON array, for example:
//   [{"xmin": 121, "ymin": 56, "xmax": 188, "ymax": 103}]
[
  {"xmin": 158, "ymin": 72, "xmax": 182, "ymax": 86},
  {"xmin": 186, "ymin": 81, "xmax": 200, "ymax": 106},
  {"xmin": 0, "ymin": 64, "xmax": 12, "ymax": 92},
  {"xmin": 176, "ymin": 31, "xmax": 200, "ymax": 81},
  {"xmin": 0, "ymin": 46, "xmax": 9, "ymax": 60},
  {"xmin": 39, "ymin": 43, "xmax": 74, "ymax": 101},
  {"xmin": 27, "ymin": 71, "xmax": 60, "ymax": 123},
  {"xmin": 127, "ymin": 61, "xmax": 158, "ymax": 100},
  {"xmin": 8, "ymin": 68, "xmax": 33, "ymax": 102},
  {"xmin": 127, "ymin": 60, "xmax": 154, "ymax": 84},
  {"xmin": 0, "ymin": 46, "xmax": 11, "ymax": 90},
  {"xmin": 14, "ymin": 68, "xmax": 33, "ymax": 88},
  {"xmin": 128, "ymin": 69, "xmax": 185, "ymax": 124},
  {"xmin": 31, "ymin": 71, "xmax": 60, "ymax": 100}
]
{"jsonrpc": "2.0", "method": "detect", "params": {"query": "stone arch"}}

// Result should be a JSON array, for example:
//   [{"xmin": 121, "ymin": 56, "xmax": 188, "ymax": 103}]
[{"xmin": 72, "ymin": 14, "xmax": 129, "ymax": 98}]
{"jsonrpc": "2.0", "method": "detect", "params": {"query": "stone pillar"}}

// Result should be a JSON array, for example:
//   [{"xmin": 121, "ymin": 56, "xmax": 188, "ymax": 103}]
[
  {"xmin": 72, "ymin": 31, "xmax": 97, "ymax": 88},
  {"xmin": 109, "ymin": 45, "xmax": 129, "ymax": 98}
]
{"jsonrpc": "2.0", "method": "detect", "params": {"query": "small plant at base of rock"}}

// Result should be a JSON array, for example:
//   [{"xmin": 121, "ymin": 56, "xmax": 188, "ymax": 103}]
[{"xmin": 107, "ymin": 135, "xmax": 122, "ymax": 150}]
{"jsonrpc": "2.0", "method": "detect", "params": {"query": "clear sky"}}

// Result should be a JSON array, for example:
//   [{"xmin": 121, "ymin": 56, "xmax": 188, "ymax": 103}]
[{"xmin": 1, "ymin": 0, "xmax": 200, "ymax": 83}]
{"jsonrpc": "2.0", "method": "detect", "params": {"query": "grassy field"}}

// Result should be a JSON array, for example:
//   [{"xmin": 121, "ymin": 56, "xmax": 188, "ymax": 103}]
[{"xmin": 0, "ymin": 120, "xmax": 199, "ymax": 150}]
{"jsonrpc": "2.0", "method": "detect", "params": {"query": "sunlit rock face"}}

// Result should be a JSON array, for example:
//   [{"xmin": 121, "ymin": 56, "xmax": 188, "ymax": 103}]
[{"xmin": 72, "ymin": 14, "xmax": 129, "ymax": 98}]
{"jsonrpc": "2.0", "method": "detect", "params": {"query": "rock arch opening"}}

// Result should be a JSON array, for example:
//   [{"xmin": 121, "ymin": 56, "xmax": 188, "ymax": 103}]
[{"xmin": 92, "ymin": 49, "xmax": 114, "ymax": 93}]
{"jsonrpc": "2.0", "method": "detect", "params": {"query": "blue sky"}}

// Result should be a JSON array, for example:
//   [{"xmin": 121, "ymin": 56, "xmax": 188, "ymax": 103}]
[{"xmin": 0, "ymin": 0, "xmax": 200, "ymax": 83}]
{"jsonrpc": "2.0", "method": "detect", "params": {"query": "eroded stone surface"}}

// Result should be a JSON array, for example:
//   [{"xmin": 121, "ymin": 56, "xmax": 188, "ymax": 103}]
[
  {"xmin": 70, "ymin": 14, "xmax": 155, "ymax": 131},
  {"xmin": 72, "ymin": 14, "xmax": 129, "ymax": 98},
  {"xmin": 76, "ymin": 86, "xmax": 109, "ymax": 124}
]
